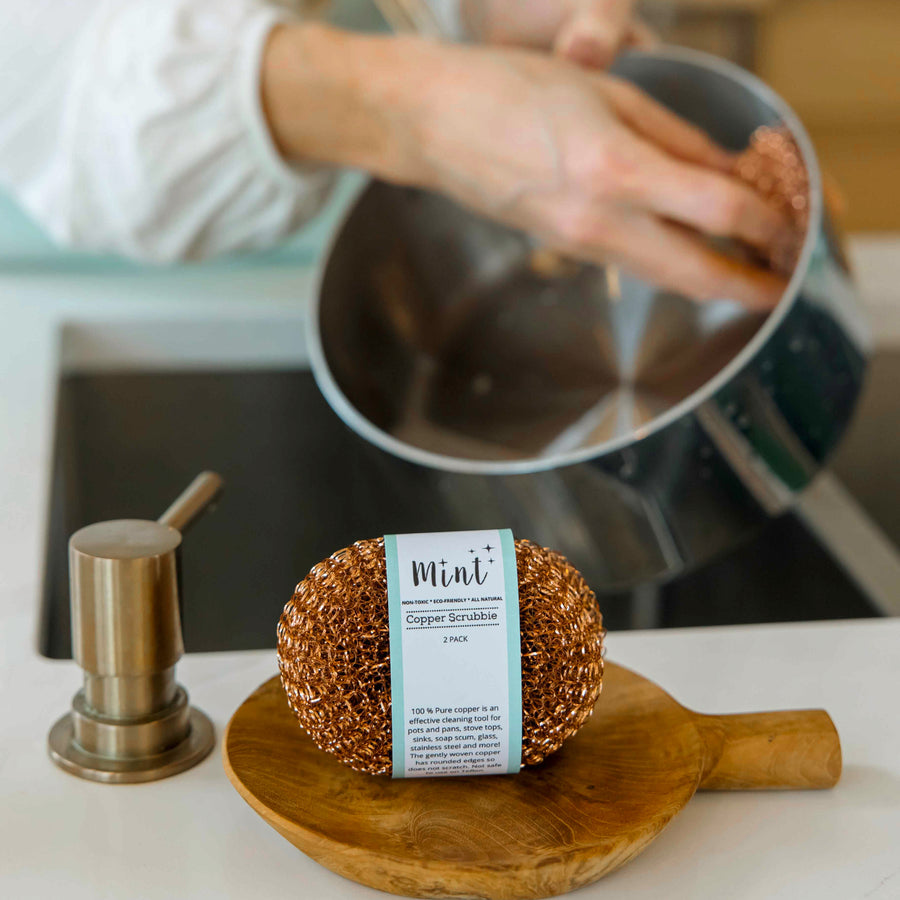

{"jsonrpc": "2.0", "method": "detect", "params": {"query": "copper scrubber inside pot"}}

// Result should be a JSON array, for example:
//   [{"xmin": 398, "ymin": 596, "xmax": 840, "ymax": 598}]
[
  {"xmin": 277, "ymin": 538, "xmax": 605, "ymax": 775},
  {"xmin": 735, "ymin": 125, "xmax": 810, "ymax": 274}
]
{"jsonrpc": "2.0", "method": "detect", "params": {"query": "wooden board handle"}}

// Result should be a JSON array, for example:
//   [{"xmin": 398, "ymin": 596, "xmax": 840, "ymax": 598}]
[{"xmin": 694, "ymin": 709, "xmax": 842, "ymax": 791}]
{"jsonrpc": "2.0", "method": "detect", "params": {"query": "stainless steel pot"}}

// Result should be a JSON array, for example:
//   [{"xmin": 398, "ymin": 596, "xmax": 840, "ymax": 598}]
[{"xmin": 308, "ymin": 47, "xmax": 870, "ymax": 591}]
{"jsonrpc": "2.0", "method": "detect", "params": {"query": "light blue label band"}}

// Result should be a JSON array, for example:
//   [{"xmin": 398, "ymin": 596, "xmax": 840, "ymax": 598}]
[
  {"xmin": 500, "ymin": 528, "xmax": 522, "ymax": 773},
  {"xmin": 384, "ymin": 533, "xmax": 405, "ymax": 778},
  {"xmin": 386, "ymin": 529, "xmax": 522, "ymax": 778}
]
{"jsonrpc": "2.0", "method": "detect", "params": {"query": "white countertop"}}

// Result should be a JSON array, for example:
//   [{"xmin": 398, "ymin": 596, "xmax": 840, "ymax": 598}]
[
  {"xmin": 4, "ymin": 622, "xmax": 900, "ymax": 900},
  {"xmin": 1, "ymin": 237, "xmax": 899, "ymax": 900}
]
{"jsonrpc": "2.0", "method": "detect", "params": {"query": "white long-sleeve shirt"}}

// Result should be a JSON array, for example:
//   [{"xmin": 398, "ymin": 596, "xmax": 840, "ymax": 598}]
[{"xmin": 0, "ymin": 0, "xmax": 462, "ymax": 263}]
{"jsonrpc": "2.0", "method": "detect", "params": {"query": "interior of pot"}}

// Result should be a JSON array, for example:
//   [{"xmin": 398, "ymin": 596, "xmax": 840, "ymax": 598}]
[{"xmin": 316, "ymin": 50, "xmax": 802, "ymax": 470}]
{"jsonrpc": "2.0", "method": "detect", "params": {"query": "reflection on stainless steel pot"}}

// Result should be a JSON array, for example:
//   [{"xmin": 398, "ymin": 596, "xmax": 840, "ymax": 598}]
[{"xmin": 308, "ymin": 48, "xmax": 869, "ymax": 591}]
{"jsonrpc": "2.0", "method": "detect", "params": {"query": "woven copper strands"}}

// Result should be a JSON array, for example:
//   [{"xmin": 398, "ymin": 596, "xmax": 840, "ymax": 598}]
[
  {"xmin": 277, "ymin": 538, "xmax": 605, "ymax": 775},
  {"xmin": 735, "ymin": 125, "xmax": 810, "ymax": 274}
]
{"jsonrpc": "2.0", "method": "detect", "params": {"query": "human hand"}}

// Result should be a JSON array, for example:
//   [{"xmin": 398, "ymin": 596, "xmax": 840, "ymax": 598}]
[
  {"xmin": 264, "ymin": 26, "xmax": 790, "ymax": 307},
  {"xmin": 401, "ymin": 42, "xmax": 790, "ymax": 308},
  {"xmin": 464, "ymin": 0, "xmax": 655, "ymax": 69}
]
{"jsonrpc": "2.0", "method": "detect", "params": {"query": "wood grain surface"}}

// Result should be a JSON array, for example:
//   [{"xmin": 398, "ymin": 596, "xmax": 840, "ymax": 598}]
[{"xmin": 223, "ymin": 663, "xmax": 840, "ymax": 900}]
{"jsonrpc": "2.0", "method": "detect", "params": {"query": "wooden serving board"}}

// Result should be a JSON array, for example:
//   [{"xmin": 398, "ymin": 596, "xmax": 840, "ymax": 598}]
[{"xmin": 223, "ymin": 663, "xmax": 841, "ymax": 900}]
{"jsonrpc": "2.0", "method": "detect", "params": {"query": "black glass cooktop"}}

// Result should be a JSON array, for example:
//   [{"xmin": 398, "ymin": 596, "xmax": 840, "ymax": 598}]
[{"xmin": 40, "ymin": 354, "xmax": 895, "ymax": 659}]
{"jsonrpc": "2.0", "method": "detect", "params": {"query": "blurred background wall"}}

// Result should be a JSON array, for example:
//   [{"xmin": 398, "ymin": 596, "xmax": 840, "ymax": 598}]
[{"xmin": 645, "ymin": 0, "xmax": 899, "ymax": 232}]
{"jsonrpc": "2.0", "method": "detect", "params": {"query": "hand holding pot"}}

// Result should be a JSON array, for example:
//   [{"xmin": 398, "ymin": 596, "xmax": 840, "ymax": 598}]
[
  {"xmin": 462, "ymin": 0, "xmax": 655, "ymax": 69},
  {"xmin": 264, "ymin": 25, "xmax": 791, "ymax": 308}
]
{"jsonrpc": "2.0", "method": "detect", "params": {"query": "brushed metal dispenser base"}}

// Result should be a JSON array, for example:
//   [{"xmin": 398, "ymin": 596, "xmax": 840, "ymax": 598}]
[
  {"xmin": 48, "ymin": 704, "xmax": 214, "ymax": 784},
  {"xmin": 48, "ymin": 473, "xmax": 222, "ymax": 784}
]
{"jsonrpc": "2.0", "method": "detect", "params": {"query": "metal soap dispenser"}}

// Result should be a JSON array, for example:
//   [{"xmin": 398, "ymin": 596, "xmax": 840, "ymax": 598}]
[{"xmin": 48, "ymin": 472, "xmax": 222, "ymax": 783}]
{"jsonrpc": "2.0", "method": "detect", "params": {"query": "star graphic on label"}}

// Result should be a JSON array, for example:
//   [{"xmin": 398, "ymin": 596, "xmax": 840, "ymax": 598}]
[
  {"xmin": 439, "ymin": 558, "xmax": 447, "ymax": 566},
  {"xmin": 488, "ymin": 557, "xmax": 494, "ymax": 565},
  {"xmin": 469, "ymin": 548, "xmax": 474, "ymax": 554},
  {"xmin": 483, "ymin": 544, "xmax": 494, "ymax": 552}
]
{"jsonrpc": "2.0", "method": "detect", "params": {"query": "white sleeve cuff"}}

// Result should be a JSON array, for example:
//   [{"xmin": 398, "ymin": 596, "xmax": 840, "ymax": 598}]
[{"xmin": 236, "ymin": 5, "xmax": 336, "ymax": 193}]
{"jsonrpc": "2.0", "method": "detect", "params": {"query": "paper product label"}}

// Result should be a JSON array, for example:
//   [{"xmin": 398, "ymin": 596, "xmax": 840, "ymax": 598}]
[{"xmin": 385, "ymin": 529, "xmax": 521, "ymax": 778}]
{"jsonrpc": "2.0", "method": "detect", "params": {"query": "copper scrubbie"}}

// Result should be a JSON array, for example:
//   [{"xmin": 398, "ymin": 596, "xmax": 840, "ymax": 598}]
[
  {"xmin": 735, "ymin": 125, "xmax": 810, "ymax": 274},
  {"xmin": 277, "ymin": 538, "xmax": 605, "ymax": 774}
]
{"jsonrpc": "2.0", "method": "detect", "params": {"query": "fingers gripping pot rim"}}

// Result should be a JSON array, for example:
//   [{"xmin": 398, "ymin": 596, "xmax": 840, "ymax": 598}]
[{"xmin": 277, "ymin": 538, "xmax": 605, "ymax": 775}]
